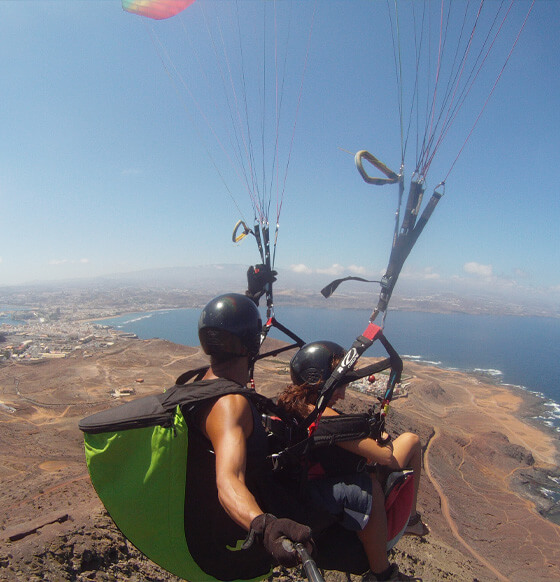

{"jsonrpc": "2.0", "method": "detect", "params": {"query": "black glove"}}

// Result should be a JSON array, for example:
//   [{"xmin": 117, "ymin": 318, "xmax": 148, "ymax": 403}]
[
  {"xmin": 368, "ymin": 410, "xmax": 385, "ymax": 441},
  {"xmin": 242, "ymin": 513, "xmax": 313, "ymax": 567},
  {"xmin": 246, "ymin": 264, "xmax": 277, "ymax": 305}
]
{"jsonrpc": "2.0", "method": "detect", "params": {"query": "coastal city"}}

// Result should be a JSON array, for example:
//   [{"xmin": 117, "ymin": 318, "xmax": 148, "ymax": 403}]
[
  {"xmin": 0, "ymin": 282, "xmax": 412, "ymax": 402},
  {"xmin": 1, "ymin": 277, "xmax": 557, "ymax": 369},
  {"xmin": 0, "ymin": 318, "xmax": 134, "ymax": 364},
  {"xmin": 0, "ymin": 285, "xmax": 207, "ymax": 364},
  {"xmin": 0, "ymin": 305, "xmax": 137, "ymax": 364},
  {"xmin": 0, "ymin": 303, "xmax": 408, "ymax": 401}
]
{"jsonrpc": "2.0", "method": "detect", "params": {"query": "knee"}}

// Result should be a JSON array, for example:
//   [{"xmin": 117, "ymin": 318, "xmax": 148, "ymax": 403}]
[{"xmin": 401, "ymin": 432, "xmax": 421, "ymax": 451}]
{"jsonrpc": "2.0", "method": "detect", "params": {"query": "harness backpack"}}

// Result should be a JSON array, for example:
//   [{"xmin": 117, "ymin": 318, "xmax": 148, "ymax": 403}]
[{"xmin": 80, "ymin": 377, "xmax": 277, "ymax": 582}]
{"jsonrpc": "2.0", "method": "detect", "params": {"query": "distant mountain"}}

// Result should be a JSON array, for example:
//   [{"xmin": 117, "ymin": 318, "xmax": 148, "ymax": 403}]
[
  {"xmin": 3, "ymin": 265, "xmax": 249, "ymax": 292},
  {"xmin": 0, "ymin": 265, "xmax": 557, "ymax": 318},
  {"xmin": 100, "ymin": 264, "xmax": 249, "ymax": 289}
]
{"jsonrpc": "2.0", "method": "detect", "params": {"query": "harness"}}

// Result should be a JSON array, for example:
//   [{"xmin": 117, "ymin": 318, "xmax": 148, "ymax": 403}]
[{"xmin": 79, "ymin": 368, "xmax": 412, "ymax": 580}]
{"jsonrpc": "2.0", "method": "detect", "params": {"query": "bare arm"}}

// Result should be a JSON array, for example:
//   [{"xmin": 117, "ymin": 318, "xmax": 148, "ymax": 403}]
[
  {"xmin": 322, "ymin": 407, "xmax": 397, "ymax": 467},
  {"xmin": 202, "ymin": 394, "xmax": 264, "ymax": 531}
]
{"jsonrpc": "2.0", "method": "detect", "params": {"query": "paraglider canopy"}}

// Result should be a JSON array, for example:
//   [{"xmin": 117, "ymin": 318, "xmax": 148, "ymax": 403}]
[{"xmin": 122, "ymin": 0, "xmax": 195, "ymax": 21}]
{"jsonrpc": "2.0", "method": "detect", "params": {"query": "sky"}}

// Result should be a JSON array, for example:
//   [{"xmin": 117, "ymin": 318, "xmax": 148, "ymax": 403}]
[{"xmin": 1, "ymin": 0, "xmax": 559, "ymax": 308}]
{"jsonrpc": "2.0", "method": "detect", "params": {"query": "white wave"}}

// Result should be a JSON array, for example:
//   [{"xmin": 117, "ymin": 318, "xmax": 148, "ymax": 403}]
[
  {"xmin": 473, "ymin": 368, "xmax": 504, "ymax": 377},
  {"xmin": 526, "ymin": 388, "xmax": 547, "ymax": 399},
  {"xmin": 539, "ymin": 487, "xmax": 560, "ymax": 501},
  {"xmin": 402, "ymin": 354, "xmax": 442, "ymax": 366},
  {"xmin": 120, "ymin": 313, "xmax": 156, "ymax": 324},
  {"xmin": 544, "ymin": 401, "xmax": 560, "ymax": 416}
]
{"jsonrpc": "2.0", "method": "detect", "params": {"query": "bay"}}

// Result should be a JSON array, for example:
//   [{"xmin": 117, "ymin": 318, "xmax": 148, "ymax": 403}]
[
  {"xmin": 0, "ymin": 305, "xmax": 31, "ymax": 326},
  {"xmin": 96, "ymin": 306, "xmax": 560, "ymax": 433}
]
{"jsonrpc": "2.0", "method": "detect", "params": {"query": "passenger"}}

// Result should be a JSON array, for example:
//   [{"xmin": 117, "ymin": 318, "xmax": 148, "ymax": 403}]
[{"xmin": 277, "ymin": 340, "xmax": 428, "ymax": 581}]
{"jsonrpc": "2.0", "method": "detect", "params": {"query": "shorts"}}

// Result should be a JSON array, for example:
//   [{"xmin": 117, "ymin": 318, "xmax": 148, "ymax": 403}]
[{"xmin": 306, "ymin": 472, "xmax": 373, "ymax": 531}]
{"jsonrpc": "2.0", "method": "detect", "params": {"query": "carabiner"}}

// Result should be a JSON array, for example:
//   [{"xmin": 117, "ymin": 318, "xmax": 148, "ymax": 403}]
[
  {"xmin": 232, "ymin": 220, "xmax": 252, "ymax": 243},
  {"xmin": 355, "ymin": 150, "xmax": 400, "ymax": 185},
  {"xmin": 434, "ymin": 181, "xmax": 446, "ymax": 198}
]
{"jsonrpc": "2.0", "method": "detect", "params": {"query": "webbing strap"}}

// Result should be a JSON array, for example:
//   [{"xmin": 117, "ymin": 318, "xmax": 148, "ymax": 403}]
[
  {"xmin": 265, "ymin": 317, "xmax": 305, "ymax": 347},
  {"xmin": 374, "ymin": 185, "xmax": 443, "ymax": 317},
  {"xmin": 303, "ymin": 323, "xmax": 384, "ymax": 433}
]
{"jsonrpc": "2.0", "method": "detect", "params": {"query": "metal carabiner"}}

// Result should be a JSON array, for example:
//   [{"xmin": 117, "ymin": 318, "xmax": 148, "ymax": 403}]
[
  {"xmin": 232, "ymin": 220, "xmax": 252, "ymax": 243},
  {"xmin": 355, "ymin": 150, "xmax": 400, "ymax": 185},
  {"xmin": 433, "ymin": 181, "xmax": 446, "ymax": 198}
]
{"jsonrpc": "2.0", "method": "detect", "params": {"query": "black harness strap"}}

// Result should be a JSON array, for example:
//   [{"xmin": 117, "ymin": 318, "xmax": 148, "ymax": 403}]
[
  {"xmin": 321, "ymin": 276, "xmax": 381, "ymax": 300},
  {"xmin": 322, "ymin": 151, "xmax": 444, "ymax": 323},
  {"xmin": 299, "ymin": 322, "xmax": 402, "ymax": 441},
  {"xmin": 343, "ymin": 357, "xmax": 391, "ymax": 382},
  {"xmin": 304, "ymin": 323, "xmax": 378, "ymax": 432},
  {"xmin": 375, "ymin": 182, "xmax": 443, "ymax": 317},
  {"xmin": 175, "ymin": 366, "xmax": 210, "ymax": 386}
]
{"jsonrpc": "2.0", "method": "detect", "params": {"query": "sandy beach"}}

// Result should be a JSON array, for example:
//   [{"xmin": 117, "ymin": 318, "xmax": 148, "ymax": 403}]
[{"xmin": 0, "ymin": 337, "xmax": 558, "ymax": 581}]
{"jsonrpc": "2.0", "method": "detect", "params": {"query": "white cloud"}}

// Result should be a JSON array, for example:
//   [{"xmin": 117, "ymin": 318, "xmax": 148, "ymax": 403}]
[
  {"xmin": 463, "ymin": 261, "xmax": 493, "ymax": 278},
  {"xmin": 290, "ymin": 263, "xmax": 313, "ymax": 274},
  {"xmin": 400, "ymin": 266, "xmax": 440, "ymax": 280},
  {"xmin": 290, "ymin": 263, "xmax": 370, "ymax": 277},
  {"xmin": 348, "ymin": 264, "xmax": 367, "ymax": 275},
  {"xmin": 317, "ymin": 264, "xmax": 345, "ymax": 276},
  {"xmin": 421, "ymin": 267, "xmax": 440, "ymax": 280}
]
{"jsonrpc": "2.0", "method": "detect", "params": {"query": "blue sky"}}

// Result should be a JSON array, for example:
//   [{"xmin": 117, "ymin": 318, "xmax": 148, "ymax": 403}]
[{"xmin": 1, "ymin": 0, "xmax": 558, "ymax": 307}]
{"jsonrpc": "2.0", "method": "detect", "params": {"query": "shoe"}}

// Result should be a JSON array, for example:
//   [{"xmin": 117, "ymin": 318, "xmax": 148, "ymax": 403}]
[
  {"xmin": 404, "ymin": 513, "xmax": 430, "ymax": 537},
  {"xmin": 362, "ymin": 563, "xmax": 420, "ymax": 581}
]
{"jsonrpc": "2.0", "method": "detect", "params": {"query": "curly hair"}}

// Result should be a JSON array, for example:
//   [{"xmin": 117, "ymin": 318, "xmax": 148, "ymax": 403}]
[
  {"xmin": 279, "ymin": 349, "xmax": 345, "ymax": 419},
  {"xmin": 276, "ymin": 382, "xmax": 321, "ymax": 419}
]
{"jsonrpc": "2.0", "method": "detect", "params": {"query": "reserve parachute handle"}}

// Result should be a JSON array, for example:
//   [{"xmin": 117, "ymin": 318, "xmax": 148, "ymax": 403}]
[
  {"xmin": 232, "ymin": 220, "xmax": 253, "ymax": 243},
  {"xmin": 355, "ymin": 150, "xmax": 400, "ymax": 186}
]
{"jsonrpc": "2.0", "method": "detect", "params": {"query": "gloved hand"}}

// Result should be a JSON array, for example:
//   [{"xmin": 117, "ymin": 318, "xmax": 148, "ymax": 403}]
[
  {"xmin": 246, "ymin": 264, "xmax": 277, "ymax": 305},
  {"xmin": 242, "ymin": 513, "xmax": 314, "ymax": 567},
  {"xmin": 367, "ymin": 411, "xmax": 385, "ymax": 440}
]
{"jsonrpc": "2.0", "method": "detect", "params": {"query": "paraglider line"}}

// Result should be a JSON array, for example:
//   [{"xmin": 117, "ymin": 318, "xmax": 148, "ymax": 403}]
[{"xmin": 443, "ymin": 0, "xmax": 535, "ymax": 181}]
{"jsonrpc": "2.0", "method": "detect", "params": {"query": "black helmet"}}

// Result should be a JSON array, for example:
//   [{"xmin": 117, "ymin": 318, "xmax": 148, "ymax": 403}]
[
  {"xmin": 290, "ymin": 341, "xmax": 346, "ymax": 387},
  {"xmin": 198, "ymin": 293, "xmax": 262, "ymax": 358}
]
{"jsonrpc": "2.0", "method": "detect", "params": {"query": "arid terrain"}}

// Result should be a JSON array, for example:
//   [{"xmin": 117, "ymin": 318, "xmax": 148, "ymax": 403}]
[{"xmin": 0, "ymin": 337, "xmax": 559, "ymax": 582}]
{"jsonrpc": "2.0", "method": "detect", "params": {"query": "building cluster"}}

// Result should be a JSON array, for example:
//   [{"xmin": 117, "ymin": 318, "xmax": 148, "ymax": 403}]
[
  {"xmin": 0, "ymin": 318, "xmax": 135, "ymax": 364},
  {"xmin": 349, "ymin": 375, "xmax": 409, "ymax": 400}
]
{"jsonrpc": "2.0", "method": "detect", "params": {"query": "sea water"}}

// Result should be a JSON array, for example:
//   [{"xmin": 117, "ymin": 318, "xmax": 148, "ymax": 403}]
[
  {"xmin": 0, "ymin": 305, "xmax": 29, "ymax": 326},
  {"xmin": 96, "ymin": 306, "xmax": 560, "ymax": 434}
]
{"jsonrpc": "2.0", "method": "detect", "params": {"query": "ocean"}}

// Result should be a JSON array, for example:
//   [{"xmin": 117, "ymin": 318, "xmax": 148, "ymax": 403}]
[
  {"xmin": 96, "ymin": 306, "xmax": 560, "ymax": 435},
  {"xmin": 0, "ymin": 305, "xmax": 29, "ymax": 326}
]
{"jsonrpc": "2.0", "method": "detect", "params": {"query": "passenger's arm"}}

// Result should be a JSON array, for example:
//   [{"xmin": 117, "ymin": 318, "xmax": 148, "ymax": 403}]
[
  {"xmin": 202, "ymin": 394, "xmax": 263, "ymax": 530},
  {"xmin": 322, "ymin": 406, "xmax": 397, "ymax": 467}
]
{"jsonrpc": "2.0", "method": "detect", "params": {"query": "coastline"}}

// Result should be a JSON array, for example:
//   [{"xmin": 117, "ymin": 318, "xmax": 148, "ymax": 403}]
[
  {"xmin": 89, "ymin": 308, "xmax": 560, "ymax": 424},
  {"xmin": 496, "ymin": 382, "xmax": 560, "ymax": 525},
  {"xmin": 1, "ymin": 337, "xmax": 559, "ymax": 580},
  {"xmin": 393, "ymin": 359, "xmax": 560, "ymax": 528},
  {"xmin": 5, "ymin": 305, "xmax": 560, "ymax": 528}
]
